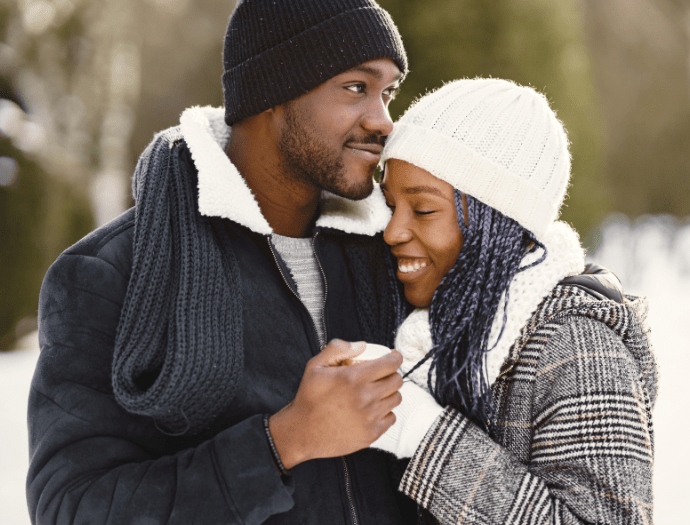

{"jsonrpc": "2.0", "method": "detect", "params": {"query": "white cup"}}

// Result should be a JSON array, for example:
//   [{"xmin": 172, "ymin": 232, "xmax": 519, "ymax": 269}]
[{"xmin": 347, "ymin": 342, "xmax": 392, "ymax": 365}]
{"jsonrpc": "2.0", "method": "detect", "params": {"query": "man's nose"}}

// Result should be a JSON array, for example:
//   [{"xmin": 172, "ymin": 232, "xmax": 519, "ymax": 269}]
[{"xmin": 361, "ymin": 97, "xmax": 394, "ymax": 137}]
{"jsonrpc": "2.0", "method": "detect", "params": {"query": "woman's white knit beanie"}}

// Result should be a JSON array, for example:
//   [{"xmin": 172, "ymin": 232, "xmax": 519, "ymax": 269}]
[{"xmin": 381, "ymin": 78, "xmax": 571, "ymax": 240}]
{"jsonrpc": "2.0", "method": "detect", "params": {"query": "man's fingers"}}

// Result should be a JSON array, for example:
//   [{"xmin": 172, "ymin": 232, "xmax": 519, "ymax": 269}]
[
  {"xmin": 379, "ymin": 409, "xmax": 397, "ymax": 434},
  {"xmin": 316, "ymin": 339, "xmax": 366, "ymax": 367},
  {"xmin": 355, "ymin": 349, "xmax": 403, "ymax": 380},
  {"xmin": 374, "ymin": 370, "xmax": 404, "ymax": 399},
  {"xmin": 380, "ymin": 389, "xmax": 403, "ymax": 415}
]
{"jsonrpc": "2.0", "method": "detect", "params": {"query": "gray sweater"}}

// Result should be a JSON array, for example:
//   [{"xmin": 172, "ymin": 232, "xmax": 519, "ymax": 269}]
[{"xmin": 400, "ymin": 285, "xmax": 657, "ymax": 524}]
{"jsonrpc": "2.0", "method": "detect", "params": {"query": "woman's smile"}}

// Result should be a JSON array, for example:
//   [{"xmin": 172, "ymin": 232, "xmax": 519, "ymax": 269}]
[{"xmin": 396, "ymin": 257, "xmax": 430, "ymax": 275}]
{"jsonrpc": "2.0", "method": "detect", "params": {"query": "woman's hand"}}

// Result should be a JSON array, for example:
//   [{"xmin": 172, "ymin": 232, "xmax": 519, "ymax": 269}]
[{"xmin": 370, "ymin": 380, "xmax": 444, "ymax": 458}]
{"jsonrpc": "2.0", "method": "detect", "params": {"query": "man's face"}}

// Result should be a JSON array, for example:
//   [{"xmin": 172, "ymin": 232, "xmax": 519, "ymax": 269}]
[{"xmin": 277, "ymin": 58, "xmax": 402, "ymax": 200}]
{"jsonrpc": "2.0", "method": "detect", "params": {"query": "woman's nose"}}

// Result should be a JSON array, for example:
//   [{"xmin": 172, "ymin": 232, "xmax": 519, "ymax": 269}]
[{"xmin": 383, "ymin": 210, "xmax": 412, "ymax": 246}]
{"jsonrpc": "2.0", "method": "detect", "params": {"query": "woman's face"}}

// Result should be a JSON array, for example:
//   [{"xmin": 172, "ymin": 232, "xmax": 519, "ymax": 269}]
[{"xmin": 381, "ymin": 159, "xmax": 464, "ymax": 308}]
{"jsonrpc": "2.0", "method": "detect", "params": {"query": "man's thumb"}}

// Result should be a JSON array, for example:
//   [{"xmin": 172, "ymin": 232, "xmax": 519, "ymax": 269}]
[{"xmin": 318, "ymin": 340, "xmax": 366, "ymax": 367}]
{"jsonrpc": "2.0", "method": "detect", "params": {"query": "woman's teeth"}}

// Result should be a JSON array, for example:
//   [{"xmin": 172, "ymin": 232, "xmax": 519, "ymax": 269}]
[{"xmin": 398, "ymin": 261, "xmax": 428, "ymax": 273}]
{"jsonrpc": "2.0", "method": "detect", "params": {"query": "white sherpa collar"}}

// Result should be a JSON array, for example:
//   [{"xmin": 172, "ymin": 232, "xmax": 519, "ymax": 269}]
[
  {"xmin": 394, "ymin": 221, "xmax": 585, "ymax": 390},
  {"xmin": 179, "ymin": 106, "xmax": 391, "ymax": 236}
]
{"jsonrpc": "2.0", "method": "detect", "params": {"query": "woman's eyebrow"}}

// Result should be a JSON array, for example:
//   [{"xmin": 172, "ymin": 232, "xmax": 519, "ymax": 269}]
[
  {"xmin": 403, "ymin": 185, "xmax": 446, "ymax": 197},
  {"xmin": 380, "ymin": 181, "xmax": 451, "ymax": 200}
]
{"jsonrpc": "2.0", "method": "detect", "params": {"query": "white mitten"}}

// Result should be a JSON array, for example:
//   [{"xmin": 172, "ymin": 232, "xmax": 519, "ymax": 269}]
[{"xmin": 370, "ymin": 381, "xmax": 444, "ymax": 458}]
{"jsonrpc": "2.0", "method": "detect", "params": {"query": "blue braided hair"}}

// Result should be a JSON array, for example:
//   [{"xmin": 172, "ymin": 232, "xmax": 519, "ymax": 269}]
[{"xmin": 403, "ymin": 191, "xmax": 546, "ymax": 429}]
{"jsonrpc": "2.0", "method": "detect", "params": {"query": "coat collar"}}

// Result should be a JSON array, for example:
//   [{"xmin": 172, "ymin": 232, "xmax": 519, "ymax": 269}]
[{"xmin": 179, "ymin": 106, "xmax": 391, "ymax": 236}]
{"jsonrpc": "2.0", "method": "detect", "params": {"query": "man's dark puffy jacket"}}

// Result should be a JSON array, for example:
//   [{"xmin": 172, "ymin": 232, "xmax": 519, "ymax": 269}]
[{"xmin": 27, "ymin": 107, "xmax": 414, "ymax": 525}]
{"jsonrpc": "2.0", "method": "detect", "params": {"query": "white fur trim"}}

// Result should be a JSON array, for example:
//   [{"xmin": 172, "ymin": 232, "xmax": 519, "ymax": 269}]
[
  {"xmin": 315, "ymin": 186, "xmax": 392, "ymax": 235},
  {"xmin": 394, "ymin": 221, "xmax": 585, "ymax": 391},
  {"xmin": 180, "ymin": 106, "xmax": 272, "ymax": 235},
  {"xmin": 180, "ymin": 105, "xmax": 389, "ymax": 236}
]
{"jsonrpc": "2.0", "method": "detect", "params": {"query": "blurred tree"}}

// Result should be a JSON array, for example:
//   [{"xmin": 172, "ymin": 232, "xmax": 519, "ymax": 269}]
[
  {"xmin": 0, "ymin": 137, "xmax": 92, "ymax": 349},
  {"xmin": 129, "ymin": 0, "xmax": 229, "ymax": 163},
  {"xmin": 0, "ymin": 0, "xmax": 94, "ymax": 348},
  {"xmin": 582, "ymin": 0, "xmax": 690, "ymax": 219},
  {"xmin": 379, "ymin": 0, "xmax": 607, "ymax": 237},
  {"xmin": 0, "ymin": 0, "xmax": 233, "ymax": 348},
  {"xmin": 2, "ymin": 0, "xmax": 688, "ymax": 347}
]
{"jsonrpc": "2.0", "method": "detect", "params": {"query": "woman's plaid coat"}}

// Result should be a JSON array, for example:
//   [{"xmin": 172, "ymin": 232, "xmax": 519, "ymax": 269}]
[{"xmin": 399, "ymin": 284, "xmax": 657, "ymax": 525}]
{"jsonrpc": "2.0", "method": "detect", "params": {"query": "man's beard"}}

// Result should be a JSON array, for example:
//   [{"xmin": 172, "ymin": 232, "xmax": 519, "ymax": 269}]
[{"xmin": 277, "ymin": 102, "xmax": 378, "ymax": 201}]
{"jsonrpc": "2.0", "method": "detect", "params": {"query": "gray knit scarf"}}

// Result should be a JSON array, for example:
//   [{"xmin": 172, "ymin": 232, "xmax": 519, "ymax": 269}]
[{"xmin": 112, "ymin": 129, "xmax": 244, "ymax": 435}]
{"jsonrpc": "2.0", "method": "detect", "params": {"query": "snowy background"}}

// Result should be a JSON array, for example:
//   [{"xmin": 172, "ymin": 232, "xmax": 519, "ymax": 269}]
[{"xmin": 1, "ymin": 214, "xmax": 689, "ymax": 524}]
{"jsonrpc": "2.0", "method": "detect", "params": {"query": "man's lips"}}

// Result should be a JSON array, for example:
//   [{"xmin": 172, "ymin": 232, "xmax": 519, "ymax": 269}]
[{"xmin": 345, "ymin": 143, "xmax": 383, "ymax": 162}]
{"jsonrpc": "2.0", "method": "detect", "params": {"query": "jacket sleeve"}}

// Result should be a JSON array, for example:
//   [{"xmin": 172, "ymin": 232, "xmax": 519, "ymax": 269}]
[
  {"xmin": 27, "ymin": 249, "xmax": 294, "ymax": 525},
  {"xmin": 398, "ymin": 316, "xmax": 654, "ymax": 525}
]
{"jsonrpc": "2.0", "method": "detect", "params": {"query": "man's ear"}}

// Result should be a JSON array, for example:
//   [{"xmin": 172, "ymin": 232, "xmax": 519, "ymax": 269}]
[
  {"xmin": 260, "ymin": 104, "xmax": 284, "ymax": 127},
  {"xmin": 238, "ymin": 106, "xmax": 278, "ymax": 134},
  {"xmin": 259, "ymin": 106, "xmax": 282, "ymax": 137}
]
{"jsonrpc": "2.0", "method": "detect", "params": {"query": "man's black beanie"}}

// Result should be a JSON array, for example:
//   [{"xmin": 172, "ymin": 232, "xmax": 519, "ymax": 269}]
[{"xmin": 222, "ymin": 0, "xmax": 408, "ymax": 126}]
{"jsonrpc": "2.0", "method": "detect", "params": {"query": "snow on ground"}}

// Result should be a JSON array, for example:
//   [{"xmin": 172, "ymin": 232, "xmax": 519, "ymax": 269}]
[
  {"xmin": 1, "ymin": 214, "xmax": 688, "ymax": 524},
  {"xmin": 1, "ymin": 331, "xmax": 39, "ymax": 525}
]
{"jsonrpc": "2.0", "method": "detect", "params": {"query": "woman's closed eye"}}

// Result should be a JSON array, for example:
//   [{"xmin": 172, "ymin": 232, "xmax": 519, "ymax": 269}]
[{"xmin": 384, "ymin": 202, "xmax": 437, "ymax": 215}]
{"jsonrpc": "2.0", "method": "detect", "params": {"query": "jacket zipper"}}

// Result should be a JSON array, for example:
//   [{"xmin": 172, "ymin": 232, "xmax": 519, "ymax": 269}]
[
  {"xmin": 267, "ymin": 233, "xmax": 359, "ymax": 525},
  {"xmin": 341, "ymin": 457, "xmax": 360, "ymax": 525},
  {"xmin": 267, "ymin": 235, "xmax": 327, "ymax": 348},
  {"xmin": 310, "ymin": 231, "xmax": 328, "ymax": 348},
  {"xmin": 310, "ymin": 232, "xmax": 359, "ymax": 525}
]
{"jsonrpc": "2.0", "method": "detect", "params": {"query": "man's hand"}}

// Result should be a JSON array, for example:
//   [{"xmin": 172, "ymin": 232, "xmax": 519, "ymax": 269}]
[{"xmin": 268, "ymin": 339, "xmax": 403, "ymax": 469}]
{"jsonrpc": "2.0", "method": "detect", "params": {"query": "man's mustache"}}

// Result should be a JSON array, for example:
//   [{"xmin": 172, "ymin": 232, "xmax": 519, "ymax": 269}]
[{"xmin": 346, "ymin": 134, "xmax": 386, "ymax": 147}]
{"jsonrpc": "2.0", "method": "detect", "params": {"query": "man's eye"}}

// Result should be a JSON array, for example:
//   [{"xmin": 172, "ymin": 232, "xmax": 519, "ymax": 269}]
[
  {"xmin": 346, "ymin": 84, "xmax": 365, "ymax": 94},
  {"xmin": 415, "ymin": 210, "xmax": 435, "ymax": 216},
  {"xmin": 384, "ymin": 86, "xmax": 400, "ymax": 99},
  {"xmin": 385, "ymin": 202, "xmax": 396, "ymax": 211}
]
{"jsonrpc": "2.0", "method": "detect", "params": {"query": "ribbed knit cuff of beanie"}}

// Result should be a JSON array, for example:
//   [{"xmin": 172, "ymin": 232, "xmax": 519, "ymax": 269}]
[
  {"xmin": 222, "ymin": 0, "xmax": 407, "ymax": 125},
  {"xmin": 370, "ymin": 381, "xmax": 444, "ymax": 459}
]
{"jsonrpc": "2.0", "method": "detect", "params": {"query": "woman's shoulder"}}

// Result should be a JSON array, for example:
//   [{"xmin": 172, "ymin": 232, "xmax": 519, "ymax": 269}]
[
  {"xmin": 535, "ymin": 283, "xmax": 648, "ymax": 338},
  {"xmin": 524, "ymin": 286, "xmax": 657, "ymax": 403},
  {"xmin": 517, "ymin": 268, "xmax": 642, "ymax": 343}
]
